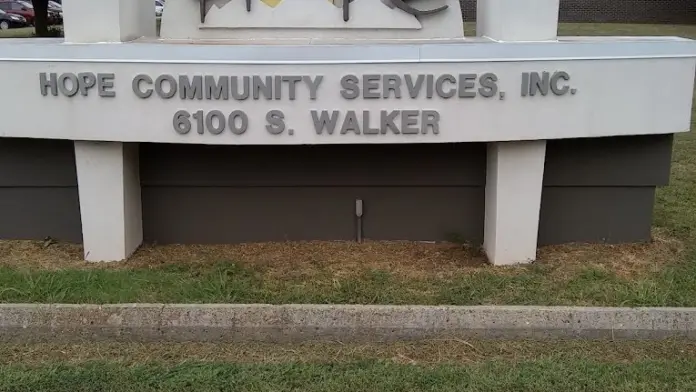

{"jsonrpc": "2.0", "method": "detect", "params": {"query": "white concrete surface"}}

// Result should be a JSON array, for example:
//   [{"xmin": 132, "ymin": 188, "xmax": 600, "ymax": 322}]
[
  {"xmin": 74, "ymin": 142, "xmax": 142, "ymax": 262},
  {"xmin": 63, "ymin": 0, "xmax": 155, "ymax": 43},
  {"xmin": 477, "ymin": 0, "xmax": 560, "ymax": 42},
  {"xmin": 0, "ymin": 53, "xmax": 694, "ymax": 144},
  {"xmin": 160, "ymin": 0, "xmax": 463, "ymax": 40},
  {"xmin": 479, "ymin": 0, "xmax": 558, "ymax": 265},
  {"xmin": 484, "ymin": 141, "xmax": 547, "ymax": 265}
]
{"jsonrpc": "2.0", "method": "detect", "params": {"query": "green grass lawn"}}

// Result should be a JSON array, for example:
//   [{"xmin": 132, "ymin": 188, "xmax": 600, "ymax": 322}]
[
  {"xmin": 0, "ymin": 26, "xmax": 34, "ymax": 38},
  {"xmin": 4, "ymin": 360, "xmax": 696, "ymax": 392},
  {"xmin": 0, "ymin": 23, "xmax": 695, "ymax": 307},
  {"xmin": 1, "ymin": 340, "xmax": 695, "ymax": 391}
]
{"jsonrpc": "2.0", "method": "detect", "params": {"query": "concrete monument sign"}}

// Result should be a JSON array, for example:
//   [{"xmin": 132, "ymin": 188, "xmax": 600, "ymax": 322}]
[{"xmin": 0, "ymin": 0, "xmax": 694, "ymax": 265}]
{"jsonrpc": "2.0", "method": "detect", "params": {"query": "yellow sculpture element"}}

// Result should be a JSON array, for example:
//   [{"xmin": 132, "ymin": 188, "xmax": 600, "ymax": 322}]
[
  {"xmin": 259, "ymin": 0, "xmax": 342, "ymax": 7},
  {"xmin": 260, "ymin": 0, "xmax": 283, "ymax": 7}
]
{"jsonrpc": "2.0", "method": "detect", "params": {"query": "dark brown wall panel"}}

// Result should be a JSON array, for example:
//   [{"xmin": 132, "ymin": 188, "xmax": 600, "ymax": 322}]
[
  {"xmin": 140, "ymin": 143, "xmax": 487, "ymax": 187},
  {"xmin": 544, "ymin": 134, "xmax": 674, "ymax": 187},
  {"xmin": 141, "ymin": 143, "xmax": 487, "ymax": 244},
  {"xmin": 538, "ymin": 187, "xmax": 656, "ymax": 245},
  {"xmin": 142, "ymin": 187, "xmax": 484, "ymax": 244},
  {"xmin": 0, "ymin": 188, "xmax": 82, "ymax": 242},
  {"xmin": 0, "ymin": 138, "xmax": 81, "ymax": 242},
  {"xmin": 0, "ymin": 138, "xmax": 78, "ymax": 187}
]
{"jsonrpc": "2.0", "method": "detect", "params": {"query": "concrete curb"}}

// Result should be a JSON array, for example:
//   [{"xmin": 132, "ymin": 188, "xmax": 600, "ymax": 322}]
[{"xmin": 1, "ymin": 304, "xmax": 696, "ymax": 343}]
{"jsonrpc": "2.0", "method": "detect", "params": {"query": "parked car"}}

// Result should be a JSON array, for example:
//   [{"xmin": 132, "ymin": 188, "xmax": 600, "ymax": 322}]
[
  {"xmin": 48, "ymin": 1, "xmax": 61, "ymax": 11},
  {"xmin": 20, "ymin": 1, "xmax": 62, "ymax": 24},
  {"xmin": 0, "ymin": 1, "xmax": 62, "ymax": 25},
  {"xmin": 0, "ymin": 1, "xmax": 34, "ymax": 24},
  {"xmin": 155, "ymin": 0, "xmax": 163, "ymax": 17},
  {"xmin": 0, "ymin": 8, "xmax": 27, "ymax": 29}
]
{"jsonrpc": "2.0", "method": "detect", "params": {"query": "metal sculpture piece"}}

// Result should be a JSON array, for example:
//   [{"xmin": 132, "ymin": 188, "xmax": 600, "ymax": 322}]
[{"xmin": 197, "ymin": 0, "xmax": 448, "ymax": 24}]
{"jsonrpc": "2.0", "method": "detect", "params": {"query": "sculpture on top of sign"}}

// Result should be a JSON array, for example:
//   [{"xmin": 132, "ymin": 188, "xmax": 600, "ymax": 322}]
[
  {"xmin": 160, "ymin": 0, "xmax": 463, "ymax": 41},
  {"xmin": 196, "ymin": 0, "xmax": 448, "ymax": 23}
]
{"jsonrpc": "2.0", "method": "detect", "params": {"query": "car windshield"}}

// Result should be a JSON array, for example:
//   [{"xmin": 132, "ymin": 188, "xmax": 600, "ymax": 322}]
[{"xmin": 18, "ymin": 1, "xmax": 33, "ymax": 8}]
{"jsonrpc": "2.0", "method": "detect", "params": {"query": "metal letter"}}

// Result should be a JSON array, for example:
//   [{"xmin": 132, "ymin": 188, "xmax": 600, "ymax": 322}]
[
  {"xmin": 155, "ymin": 74, "xmax": 177, "ymax": 99},
  {"xmin": 521, "ymin": 72, "xmax": 530, "ymax": 97},
  {"xmin": 132, "ymin": 74, "xmax": 153, "ymax": 99},
  {"xmin": 228, "ymin": 110, "xmax": 248, "ymax": 135},
  {"xmin": 252, "ymin": 75, "xmax": 273, "ymax": 100},
  {"xmin": 551, "ymin": 71, "xmax": 570, "ymax": 96},
  {"xmin": 478, "ymin": 73, "xmax": 498, "ymax": 98},
  {"xmin": 380, "ymin": 110, "xmax": 400, "ymax": 134},
  {"xmin": 530, "ymin": 72, "xmax": 550, "ymax": 96},
  {"xmin": 383, "ymin": 74, "xmax": 402, "ymax": 99},
  {"xmin": 421, "ymin": 110, "xmax": 440, "ymax": 135},
  {"xmin": 97, "ymin": 73, "xmax": 115, "ymax": 98},
  {"xmin": 458, "ymin": 74, "xmax": 477, "ymax": 98},
  {"xmin": 57, "ymin": 73, "xmax": 79, "ymax": 97},
  {"xmin": 401, "ymin": 110, "xmax": 419, "ymax": 134},
  {"xmin": 426, "ymin": 74, "xmax": 434, "ymax": 98},
  {"xmin": 193, "ymin": 110, "xmax": 205, "ymax": 134},
  {"xmin": 274, "ymin": 76, "xmax": 282, "ymax": 100},
  {"xmin": 304, "ymin": 75, "xmax": 323, "ymax": 100},
  {"xmin": 341, "ymin": 75, "xmax": 360, "ymax": 100},
  {"xmin": 363, "ymin": 111, "xmax": 379, "ymax": 134},
  {"xmin": 231, "ymin": 76, "xmax": 250, "ymax": 100},
  {"xmin": 205, "ymin": 75, "xmax": 229, "ymax": 100},
  {"xmin": 266, "ymin": 110, "xmax": 286, "ymax": 135},
  {"xmin": 341, "ymin": 110, "xmax": 361, "ymax": 135},
  {"xmin": 78, "ymin": 72, "xmax": 96, "ymax": 96},
  {"xmin": 404, "ymin": 74, "xmax": 424, "ymax": 98},
  {"xmin": 282, "ymin": 76, "xmax": 302, "ymax": 100},
  {"xmin": 206, "ymin": 110, "xmax": 226, "ymax": 134},
  {"xmin": 173, "ymin": 110, "xmax": 191, "ymax": 134},
  {"xmin": 435, "ymin": 74, "xmax": 456, "ymax": 98},
  {"xmin": 180, "ymin": 75, "xmax": 203, "ymax": 100},
  {"xmin": 312, "ymin": 110, "xmax": 340, "ymax": 135},
  {"xmin": 39, "ymin": 72, "xmax": 58, "ymax": 97},
  {"xmin": 362, "ymin": 74, "xmax": 381, "ymax": 99}
]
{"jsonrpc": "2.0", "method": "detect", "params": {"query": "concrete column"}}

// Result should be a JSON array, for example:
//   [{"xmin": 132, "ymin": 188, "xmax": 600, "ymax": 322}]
[
  {"xmin": 478, "ymin": 0, "xmax": 559, "ymax": 265},
  {"xmin": 63, "ymin": 0, "xmax": 149, "ymax": 262},
  {"xmin": 74, "ymin": 142, "xmax": 143, "ymax": 262},
  {"xmin": 476, "ymin": 0, "xmax": 559, "ymax": 41},
  {"xmin": 484, "ymin": 141, "xmax": 546, "ymax": 265},
  {"xmin": 62, "ymin": 0, "xmax": 155, "ymax": 43}
]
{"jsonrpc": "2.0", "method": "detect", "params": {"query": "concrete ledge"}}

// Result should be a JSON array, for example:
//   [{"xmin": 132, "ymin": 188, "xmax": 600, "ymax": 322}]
[{"xmin": 1, "ymin": 304, "xmax": 696, "ymax": 343}]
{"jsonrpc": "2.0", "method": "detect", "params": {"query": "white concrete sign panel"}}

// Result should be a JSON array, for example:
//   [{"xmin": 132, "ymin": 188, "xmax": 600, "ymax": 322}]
[{"xmin": 0, "ymin": 42, "xmax": 694, "ymax": 145}]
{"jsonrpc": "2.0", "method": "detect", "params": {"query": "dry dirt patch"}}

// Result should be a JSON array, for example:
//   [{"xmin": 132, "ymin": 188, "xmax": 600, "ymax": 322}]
[{"xmin": 0, "ymin": 228, "xmax": 683, "ymax": 280}]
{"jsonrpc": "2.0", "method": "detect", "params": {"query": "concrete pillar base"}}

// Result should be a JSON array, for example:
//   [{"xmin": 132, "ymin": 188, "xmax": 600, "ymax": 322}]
[
  {"xmin": 62, "ymin": 0, "xmax": 155, "ymax": 43},
  {"xmin": 477, "ymin": 0, "xmax": 560, "ymax": 41},
  {"xmin": 484, "ymin": 141, "xmax": 546, "ymax": 265},
  {"xmin": 74, "ymin": 142, "xmax": 143, "ymax": 262}
]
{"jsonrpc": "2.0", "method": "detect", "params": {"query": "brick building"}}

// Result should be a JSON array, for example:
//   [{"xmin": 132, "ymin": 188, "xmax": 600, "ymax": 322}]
[{"xmin": 461, "ymin": 0, "xmax": 696, "ymax": 24}]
